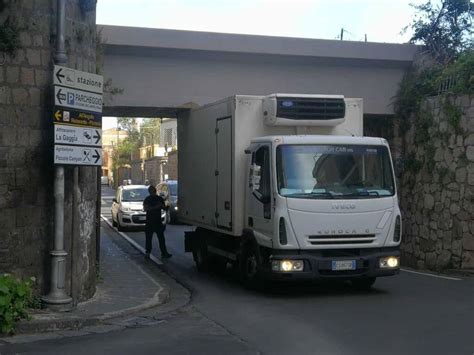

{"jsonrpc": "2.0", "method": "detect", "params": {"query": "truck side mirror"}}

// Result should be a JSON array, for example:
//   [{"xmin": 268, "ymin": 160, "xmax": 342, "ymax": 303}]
[{"xmin": 249, "ymin": 164, "xmax": 261, "ymax": 192}]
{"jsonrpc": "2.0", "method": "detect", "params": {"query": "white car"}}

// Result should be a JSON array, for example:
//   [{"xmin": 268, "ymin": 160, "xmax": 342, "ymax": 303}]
[{"xmin": 111, "ymin": 185, "xmax": 168, "ymax": 231}]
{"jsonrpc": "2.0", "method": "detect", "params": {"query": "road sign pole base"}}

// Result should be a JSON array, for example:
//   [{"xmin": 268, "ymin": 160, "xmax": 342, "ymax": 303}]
[{"xmin": 42, "ymin": 250, "xmax": 73, "ymax": 311}]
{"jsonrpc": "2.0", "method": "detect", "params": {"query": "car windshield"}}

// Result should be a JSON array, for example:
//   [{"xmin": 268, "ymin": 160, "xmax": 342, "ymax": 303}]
[
  {"xmin": 276, "ymin": 144, "xmax": 395, "ymax": 199},
  {"xmin": 121, "ymin": 188, "xmax": 148, "ymax": 202},
  {"xmin": 168, "ymin": 184, "xmax": 177, "ymax": 196}
]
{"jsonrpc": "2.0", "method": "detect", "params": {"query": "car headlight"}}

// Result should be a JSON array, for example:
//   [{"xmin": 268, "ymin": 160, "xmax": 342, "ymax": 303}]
[
  {"xmin": 174, "ymin": 206, "xmax": 178, "ymax": 211},
  {"xmin": 120, "ymin": 207, "xmax": 132, "ymax": 213},
  {"xmin": 271, "ymin": 259, "xmax": 304, "ymax": 272}
]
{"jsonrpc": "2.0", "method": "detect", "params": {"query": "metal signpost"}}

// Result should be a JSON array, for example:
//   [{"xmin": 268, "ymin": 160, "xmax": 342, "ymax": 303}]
[{"xmin": 43, "ymin": 59, "xmax": 103, "ymax": 309}]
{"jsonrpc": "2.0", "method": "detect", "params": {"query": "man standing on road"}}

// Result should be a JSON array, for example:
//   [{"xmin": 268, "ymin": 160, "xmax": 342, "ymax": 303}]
[{"xmin": 143, "ymin": 185, "xmax": 172, "ymax": 259}]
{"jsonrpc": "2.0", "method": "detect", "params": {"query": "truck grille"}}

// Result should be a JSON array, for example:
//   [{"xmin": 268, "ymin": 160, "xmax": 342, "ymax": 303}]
[
  {"xmin": 276, "ymin": 97, "xmax": 345, "ymax": 120},
  {"xmin": 308, "ymin": 234, "xmax": 375, "ymax": 245}
]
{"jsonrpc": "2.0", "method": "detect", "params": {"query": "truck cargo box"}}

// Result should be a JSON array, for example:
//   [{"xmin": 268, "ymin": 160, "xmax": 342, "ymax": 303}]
[{"xmin": 178, "ymin": 95, "xmax": 363, "ymax": 236}]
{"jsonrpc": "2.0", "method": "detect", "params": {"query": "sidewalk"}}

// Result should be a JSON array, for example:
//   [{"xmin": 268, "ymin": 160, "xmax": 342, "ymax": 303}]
[{"xmin": 4, "ymin": 223, "xmax": 169, "ymax": 337}]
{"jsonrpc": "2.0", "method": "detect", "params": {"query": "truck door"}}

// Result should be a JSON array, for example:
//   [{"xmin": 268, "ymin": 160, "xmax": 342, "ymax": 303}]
[
  {"xmin": 248, "ymin": 145, "xmax": 273, "ymax": 244},
  {"xmin": 216, "ymin": 117, "xmax": 232, "ymax": 230}
]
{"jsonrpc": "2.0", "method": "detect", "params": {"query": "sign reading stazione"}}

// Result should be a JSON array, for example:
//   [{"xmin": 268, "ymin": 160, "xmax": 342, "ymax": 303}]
[{"xmin": 53, "ymin": 65, "xmax": 103, "ymax": 94}]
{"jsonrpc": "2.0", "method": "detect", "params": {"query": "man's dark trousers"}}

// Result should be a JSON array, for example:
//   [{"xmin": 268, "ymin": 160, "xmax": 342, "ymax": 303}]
[{"xmin": 145, "ymin": 223, "xmax": 168, "ymax": 255}]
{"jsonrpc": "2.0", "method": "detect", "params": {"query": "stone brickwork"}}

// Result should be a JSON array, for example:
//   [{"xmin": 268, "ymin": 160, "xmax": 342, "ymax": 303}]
[
  {"xmin": 164, "ymin": 150, "xmax": 178, "ymax": 181},
  {"xmin": 144, "ymin": 157, "xmax": 165, "ymax": 186},
  {"xmin": 131, "ymin": 160, "xmax": 143, "ymax": 184},
  {"xmin": 400, "ymin": 95, "xmax": 474, "ymax": 270},
  {"xmin": 0, "ymin": 0, "xmax": 98, "ymax": 301}
]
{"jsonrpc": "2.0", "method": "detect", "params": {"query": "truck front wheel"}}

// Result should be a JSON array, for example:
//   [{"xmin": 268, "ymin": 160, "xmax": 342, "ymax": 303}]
[{"xmin": 240, "ymin": 242, "xmax": 265, "ymax": 290}]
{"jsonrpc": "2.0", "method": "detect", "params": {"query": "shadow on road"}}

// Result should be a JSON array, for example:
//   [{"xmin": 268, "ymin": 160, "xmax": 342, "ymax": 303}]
[{"xmin": 188, "ymin": 261, "xmax": 389, "ymax": 299}]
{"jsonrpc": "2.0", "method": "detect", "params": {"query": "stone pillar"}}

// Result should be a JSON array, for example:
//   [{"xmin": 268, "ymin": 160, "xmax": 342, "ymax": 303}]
[{"xmin": 0, "ymin": 0, "xmax": 98, "ymax": 300}]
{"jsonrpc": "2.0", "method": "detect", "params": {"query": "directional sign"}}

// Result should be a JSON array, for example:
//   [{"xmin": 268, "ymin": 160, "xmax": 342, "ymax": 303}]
[
  {"xmin": 53, "ymin": 65, "xmax": 103, "ymax": 94},
  {"xmin": 54, "ymin": 108, "xmax": 102, "ymax": 128},
  {"xmin": 54, "ymin": 145, "xmax": 102, "ymax": 166},
  {"xmin": 54, "ymin": 86, "xmax": 103, "ymax": 113},
  {"xmin": 54, "ymin": 125, "xmax": 101, "ymax": 147}
]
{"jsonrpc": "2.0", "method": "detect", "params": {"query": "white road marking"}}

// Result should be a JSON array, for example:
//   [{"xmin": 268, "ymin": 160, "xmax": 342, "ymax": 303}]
[
  {"xmin": 401, "ymin": 268, "xmax": 462, "ymax": 281},
  {"xmin": 101, "ymin": 214, "xmax": 163, "ymax": 265}
]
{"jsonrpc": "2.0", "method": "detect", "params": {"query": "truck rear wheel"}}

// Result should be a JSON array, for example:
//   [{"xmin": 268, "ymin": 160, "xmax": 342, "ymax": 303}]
[
  {"xmin": 192, "ymin": 233, "xmax": 209, "ymax": 272},
  {"xmin": 351, "ymin": 277, "xmax": 376, "ymax": 290}
]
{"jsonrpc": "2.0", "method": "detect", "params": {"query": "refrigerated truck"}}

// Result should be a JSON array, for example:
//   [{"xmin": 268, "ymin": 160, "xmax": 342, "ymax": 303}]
[{"xmin": 178, "ymin": 94, "xmax": 401, "ymax": 289}]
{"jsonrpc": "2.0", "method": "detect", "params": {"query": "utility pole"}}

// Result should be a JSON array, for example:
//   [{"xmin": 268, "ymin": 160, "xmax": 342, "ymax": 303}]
[{"xmin": 42, "ymin": 0, "xmax": 72, "ymax": 310}]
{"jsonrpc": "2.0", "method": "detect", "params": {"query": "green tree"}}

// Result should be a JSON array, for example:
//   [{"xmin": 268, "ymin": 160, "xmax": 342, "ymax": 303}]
[
  {"xmin": 117, "ymin": 117, "xmax": 140, "ymax": 143},
  {"xmin": 140, "ymin": 118, "xmax": 161, "ymax": 146},
  {"xmin": 406, "ymin": 0, "xmax": 473, "ymax": 64}
]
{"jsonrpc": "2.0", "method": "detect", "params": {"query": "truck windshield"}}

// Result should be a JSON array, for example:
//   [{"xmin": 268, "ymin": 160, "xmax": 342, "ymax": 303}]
[{"xmin": 276, "ymin": 144, "xmax": 395, "ymax": 199}]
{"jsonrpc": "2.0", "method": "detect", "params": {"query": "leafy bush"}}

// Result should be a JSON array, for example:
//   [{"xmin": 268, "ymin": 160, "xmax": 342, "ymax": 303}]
[
  {"xmin": 437, "ymin": 51, "xmax": 474, "ymax": 95},
  {"xmin": 0, "ymin": 274, "xmax": 34, "ymax": 334}
]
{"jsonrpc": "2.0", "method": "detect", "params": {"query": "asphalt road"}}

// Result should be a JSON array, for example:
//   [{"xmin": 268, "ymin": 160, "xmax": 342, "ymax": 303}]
[
  {"xmin": 4, "ymin": 186, "xmax": 473, "ymax": 355},
  {"xmin": 100, "ymin": 186, "xmax": 474, "ymax": 355}
]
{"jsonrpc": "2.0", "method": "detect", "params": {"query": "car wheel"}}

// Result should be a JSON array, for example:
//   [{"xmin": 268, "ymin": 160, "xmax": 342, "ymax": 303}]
[
  {"xmin": 351, "ymin": 277, "xmax": 376, "ymax": 291},
  {"xmin": 240, "ymin": 242, "xmax": 265, "ymax": 290},
  {"xmin": 112, "ymin": 217, "xmax": 117, "ymax": 227},
  {"xmin": 117, "ymin": 218, "xmax": 125, "ymax": 232}
]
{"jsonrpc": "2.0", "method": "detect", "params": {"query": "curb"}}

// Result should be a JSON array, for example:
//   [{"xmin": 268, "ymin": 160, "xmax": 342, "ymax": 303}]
[
  {"xmin": 2, "ymin": 222, "xmax": 171, "ymax": 339},
  {"xmin": 10, "ymin": 286, "xmax": 170, "ymax": 336},
  {"xmin": 100, "ymin": 215, "xmax": 163, "ymax": 265}
]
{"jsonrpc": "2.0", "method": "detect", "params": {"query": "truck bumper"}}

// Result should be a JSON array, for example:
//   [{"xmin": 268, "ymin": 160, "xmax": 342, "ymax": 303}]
[{"xmin": 263, "ymin": 247, "xmax": 400, "ymax": 281}]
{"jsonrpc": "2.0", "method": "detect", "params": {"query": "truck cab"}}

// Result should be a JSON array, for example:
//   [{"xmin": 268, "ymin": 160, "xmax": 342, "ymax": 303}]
[{"xmin": 244, "ymin": 135, "xmax": 400, "ymax": 287}]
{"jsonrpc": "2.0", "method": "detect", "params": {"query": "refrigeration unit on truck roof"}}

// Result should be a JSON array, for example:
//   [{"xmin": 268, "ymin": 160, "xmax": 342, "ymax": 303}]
[{"xmin": 263, "ymin": 94, "xmax": 346, "ymax": 126}]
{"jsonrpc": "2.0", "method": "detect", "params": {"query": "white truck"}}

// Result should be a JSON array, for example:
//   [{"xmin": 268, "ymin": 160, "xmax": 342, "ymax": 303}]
[{"xmin": 178, "ymin": 94, "xmax": 401, "ymax": 289}]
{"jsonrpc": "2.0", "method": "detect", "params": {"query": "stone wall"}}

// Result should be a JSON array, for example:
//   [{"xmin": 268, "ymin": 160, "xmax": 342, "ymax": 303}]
[
  {"xmin": 164, "ymin": 151, "xmax": 178, "ymax": 180},
  {"xmin": 144, "ymin": 157, "xmax": 164, "ymax": 186},
  {"xmin": 0, "ymin": 0, "xmax": 98, "ymax": 301},
  {"xmin": 131, "ymin": 160, "xmax": 143, "ymax": 184},
  {"xmin": 400, "ymin": 95, "xmax": 474, "ymax": 270}
]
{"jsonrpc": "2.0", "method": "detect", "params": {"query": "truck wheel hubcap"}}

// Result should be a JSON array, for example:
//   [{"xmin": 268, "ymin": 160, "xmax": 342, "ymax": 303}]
[{"xmin": 246, "ymin": 255, "xmax": 257, "ymax": 278}]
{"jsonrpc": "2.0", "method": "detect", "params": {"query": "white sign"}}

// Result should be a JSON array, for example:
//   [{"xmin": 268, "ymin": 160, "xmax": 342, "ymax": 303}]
[
  {"xmin": 53, "ymin": 65, "xmax": 103, "ymax": 94},
  {"xmin": 54, "ymin": 86, "xmax": 103, "ymax": 113},
  {"xmin": 54, "ymin": 145, "xmax": 102, "ymax": 166},
  {"xmin": 54, "ymin": 125, "xmax": 101, "ymax": 147}
]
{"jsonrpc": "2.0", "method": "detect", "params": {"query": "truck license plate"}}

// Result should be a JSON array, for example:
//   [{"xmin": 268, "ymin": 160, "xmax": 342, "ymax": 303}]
[{"xmin": 331, "ymin": 260, "xmax": 356, "ymax": 271}]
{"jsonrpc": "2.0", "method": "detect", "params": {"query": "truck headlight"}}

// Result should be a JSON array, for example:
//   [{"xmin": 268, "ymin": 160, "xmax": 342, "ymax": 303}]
[
  {"xmin": 272, "ymin": 259, "xmax": 304, "ymax": 272},
  {"xmin": 393, "ymin": 215, "xmax": 401, "ymax": 242},
  {"xmin": 379, "ymin": 256, "xmax": 399, "ymax": 269}
]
